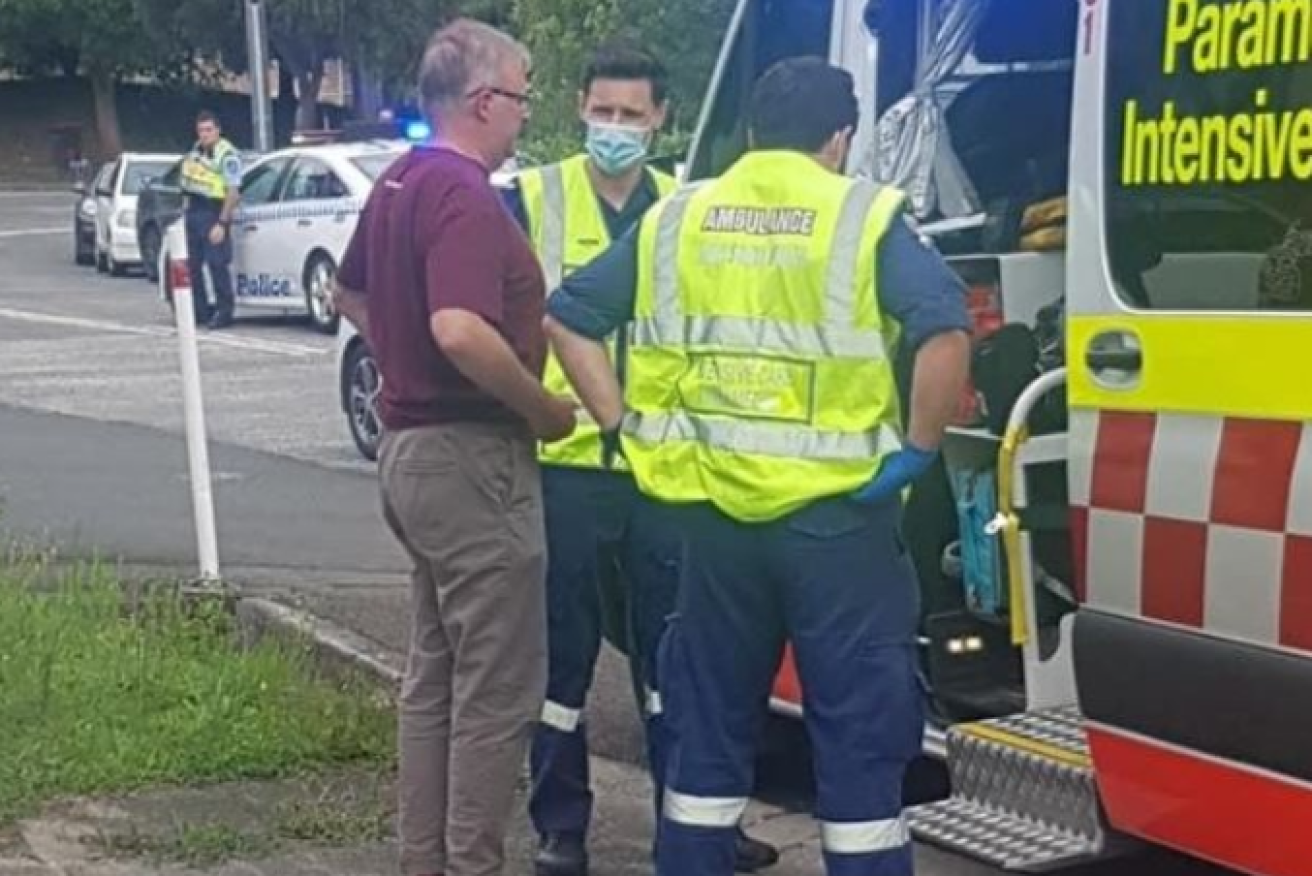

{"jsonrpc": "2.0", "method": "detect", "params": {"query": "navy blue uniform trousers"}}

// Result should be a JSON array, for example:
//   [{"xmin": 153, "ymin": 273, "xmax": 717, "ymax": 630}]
[
  {"xmin": 528, "ymin": 465, "xmax": 682, "ymax": 839},
  {"xmin": 184, "ymin": 199, "xmax": 234, "ymax": 322},
  {"xmin": 656, "ymin": 496, "xmax": 925, "ymax": 876}
]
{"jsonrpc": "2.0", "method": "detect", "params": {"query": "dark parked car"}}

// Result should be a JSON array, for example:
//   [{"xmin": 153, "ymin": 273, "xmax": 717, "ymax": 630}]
[{"xmin": 133, "ymin": 158, "xmax": 183, "ymax": 283}]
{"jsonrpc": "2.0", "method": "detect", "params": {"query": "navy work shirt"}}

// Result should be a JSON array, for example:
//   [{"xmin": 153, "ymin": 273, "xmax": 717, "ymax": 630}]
[{"xmin": 545, "ymin": 183, "xmax": 970, "ymax": 353}]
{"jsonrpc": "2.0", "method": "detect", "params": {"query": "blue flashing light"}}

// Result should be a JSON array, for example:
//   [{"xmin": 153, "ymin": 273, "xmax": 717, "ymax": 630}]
[{"xmin": 405, "ymin": 120, "xmax": 431, "ymax": 142}]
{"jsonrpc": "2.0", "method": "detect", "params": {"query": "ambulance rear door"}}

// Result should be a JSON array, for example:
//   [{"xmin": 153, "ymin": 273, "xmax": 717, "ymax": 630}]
[{"xmin": 1065, "ymin": 1, "xmax": 1312, "ymax": 873}]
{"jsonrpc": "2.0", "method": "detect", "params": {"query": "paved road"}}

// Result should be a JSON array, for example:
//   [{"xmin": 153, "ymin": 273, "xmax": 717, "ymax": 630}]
[{"xmin": 0, "ymin": 193, "xmax": 1229, "ymax": 876}]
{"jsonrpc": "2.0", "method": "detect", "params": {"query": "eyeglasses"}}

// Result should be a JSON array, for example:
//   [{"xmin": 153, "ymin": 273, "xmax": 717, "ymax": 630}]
[{"xmin": 468, "ymin": 85, "xmax": 531, "ymax": 107}]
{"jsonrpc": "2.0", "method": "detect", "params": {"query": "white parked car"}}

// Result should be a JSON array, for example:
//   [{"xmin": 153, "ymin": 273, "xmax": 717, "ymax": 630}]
[
  {"xmin": 94, "ymin": 152, "xmax": 180, "ymax": 276},
  {"xmin": 158, "ymin": 140, "xmax": 409, "ymax": 334}
]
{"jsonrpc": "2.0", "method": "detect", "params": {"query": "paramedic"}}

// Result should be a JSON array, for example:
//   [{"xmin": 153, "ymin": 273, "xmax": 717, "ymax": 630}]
[
  {"xmin": 544, "ymin": 57, "xmax": 971, "ymax": 876},
  {"xmin": 504, "ymin": 41, "xmax": 779, "ymax": 876}
]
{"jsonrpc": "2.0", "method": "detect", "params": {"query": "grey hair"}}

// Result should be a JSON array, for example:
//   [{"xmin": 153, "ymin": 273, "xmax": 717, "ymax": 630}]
[{"xmin": 418, "ymin": 19, "xmax": 530, "ymax": 118}]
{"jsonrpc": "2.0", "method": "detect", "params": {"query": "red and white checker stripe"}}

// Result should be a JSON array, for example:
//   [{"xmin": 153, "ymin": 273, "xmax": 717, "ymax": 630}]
[{"xmin": 1069, "ymin": 409, "xmax": 1312, "ymax": 654}]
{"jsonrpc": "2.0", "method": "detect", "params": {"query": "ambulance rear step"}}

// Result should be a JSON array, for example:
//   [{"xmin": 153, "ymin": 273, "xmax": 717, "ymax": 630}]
[{"xmin": 907, "ymin": 707, "xmax": 1133, "ymax": 871}]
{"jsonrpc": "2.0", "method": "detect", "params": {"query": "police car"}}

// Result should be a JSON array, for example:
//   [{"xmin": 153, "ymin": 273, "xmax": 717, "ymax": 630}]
[{"xmin": 157, "ymin": 140, "xmax": 407, "ymax": 333}]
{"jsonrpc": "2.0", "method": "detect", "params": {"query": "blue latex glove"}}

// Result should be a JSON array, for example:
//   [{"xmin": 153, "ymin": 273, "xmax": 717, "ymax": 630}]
[{"xmin": 851, "ymin": 442, "xmax": 938, "ymax": 506}]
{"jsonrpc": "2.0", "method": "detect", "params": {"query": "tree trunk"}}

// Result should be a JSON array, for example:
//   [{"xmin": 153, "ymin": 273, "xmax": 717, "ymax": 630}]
[
  {"xmin": 351, "ymin": 63, "xmax": 383, "ymax": 121},
  {"xmin": 58, "ymin": 50, "xmax": 80, "ymax": 79},
  {"xmin": 279, "ymin": 62, "xmax": 296, "ymax": 108},
  {"xmin": 295, "ymin": 66, "xmax": 324, "ymax": 131},
  {"xmin": 89, "ymin": 70, "xmax": 123, "ymax": 158}
]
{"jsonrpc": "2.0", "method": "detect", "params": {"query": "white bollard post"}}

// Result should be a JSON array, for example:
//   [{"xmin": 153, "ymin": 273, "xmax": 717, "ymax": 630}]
[{"xmin": 168, "ymin": 236, "xmax": 222, "ymax": 584}]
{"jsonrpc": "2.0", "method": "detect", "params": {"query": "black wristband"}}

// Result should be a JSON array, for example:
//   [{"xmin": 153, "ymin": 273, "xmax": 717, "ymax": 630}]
[{"xmin": 600, "ymin": 426, "xmax": 625, "ymax": 469}]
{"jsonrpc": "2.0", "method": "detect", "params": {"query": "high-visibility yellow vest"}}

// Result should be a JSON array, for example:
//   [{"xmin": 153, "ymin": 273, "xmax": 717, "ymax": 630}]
[
  {"xmin": 179, "ymin": 138, "xmax": 238, "ymax": 201},
  {"xmin": 520, "ymin": 153, "xmax": 677, "ymax": 469},
  {"xmin": 623, "ymin": 150, "xmax": 908, "ymax": 522}
]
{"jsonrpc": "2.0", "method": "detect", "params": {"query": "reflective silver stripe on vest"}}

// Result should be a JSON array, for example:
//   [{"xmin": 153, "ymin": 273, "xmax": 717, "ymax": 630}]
[
  {"xmin": 825, "ymin": 181, "xmax": 882, "ymax": 325},
  {"xmin": 539, "ymin": 163, "xmax": 567, "ymax": 289},
  {"xmin": 644, "ymin": 180, "xmax": 885, "ymax": 357},
  {"xmin": 632, "ymin": 314, "xmax": 886, "ymax": 360},
  {"xmin": 650, "ymin": 182, "xmax": 705, "ymax": 316},
  {"xmin": 624, "ymin": 411, "xmax": 901, "ymax": 462}
]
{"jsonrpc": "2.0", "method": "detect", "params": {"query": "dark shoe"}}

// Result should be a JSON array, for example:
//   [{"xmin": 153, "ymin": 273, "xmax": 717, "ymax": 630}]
[
  {"xmin": 535, "ymin": 833, "xmax": 588, "ymax": 876},
  {"xmin": 734, "ymin": 827, "xmax": 780, "ymax": 872},
  {"xmin": 206, "ymin": 312, "xmax": 234, "ymax": 330}
]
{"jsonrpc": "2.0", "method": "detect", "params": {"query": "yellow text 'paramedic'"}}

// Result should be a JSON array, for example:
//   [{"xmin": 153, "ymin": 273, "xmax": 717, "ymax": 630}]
[{"xmin": 1121, "ymin": 0, "xmax": 1312, "ymax": 186}]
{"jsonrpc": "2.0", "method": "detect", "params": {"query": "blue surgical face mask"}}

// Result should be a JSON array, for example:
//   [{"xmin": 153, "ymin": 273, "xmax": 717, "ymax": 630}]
[{"xmin": 585, "ymin": 122, "xmax": 650, "ymax": 176}]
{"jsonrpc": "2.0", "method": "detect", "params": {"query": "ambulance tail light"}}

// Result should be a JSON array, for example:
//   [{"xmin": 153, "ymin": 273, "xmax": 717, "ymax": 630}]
[{"xmin": 951, "ymin": 259, "xmax": 1004, "ymax": 426}]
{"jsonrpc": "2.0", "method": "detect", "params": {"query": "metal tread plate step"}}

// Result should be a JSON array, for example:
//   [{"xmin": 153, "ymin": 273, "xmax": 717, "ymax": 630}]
[
  {"xmin": 908, "ymin": 706, "xmax": 1118, "ymax": 872},
  {"xmin": 908, "ymin": 797, "xmax": 1102, "ymax": 872}
]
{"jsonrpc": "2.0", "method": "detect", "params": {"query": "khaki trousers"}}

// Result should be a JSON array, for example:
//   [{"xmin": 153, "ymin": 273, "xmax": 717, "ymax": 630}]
[{"xmin": 379, "ymin": 422, "xmax": 548, "ymax": 876}]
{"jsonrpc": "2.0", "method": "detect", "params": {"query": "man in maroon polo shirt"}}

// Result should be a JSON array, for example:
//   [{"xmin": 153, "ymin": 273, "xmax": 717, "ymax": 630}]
[{"xmin": 333, "ymin": 19, "xmax": 576, "ymax": 876}]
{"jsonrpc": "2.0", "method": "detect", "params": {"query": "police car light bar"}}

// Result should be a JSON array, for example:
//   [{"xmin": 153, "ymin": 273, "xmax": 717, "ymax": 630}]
[{"xmin": 404, "ymin": 120, "xmax": 431, "ymax": 142}]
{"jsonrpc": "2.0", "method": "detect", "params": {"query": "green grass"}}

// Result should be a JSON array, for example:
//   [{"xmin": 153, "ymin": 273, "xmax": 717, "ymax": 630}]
[{"xmin": 0, "ymin": 554, "xmax": 395, "ymax": 824}]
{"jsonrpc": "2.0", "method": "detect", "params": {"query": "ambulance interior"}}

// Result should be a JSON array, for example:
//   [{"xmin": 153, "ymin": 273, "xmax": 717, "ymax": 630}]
[{"xmin": 864, "ymin": 0, "xmax": 1082, "ymax": 722}]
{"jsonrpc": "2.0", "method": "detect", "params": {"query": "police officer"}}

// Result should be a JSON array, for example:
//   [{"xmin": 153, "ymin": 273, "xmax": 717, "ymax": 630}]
[
  {"xmin": 545, "ymin": 57, "xmax": 972, "ymax": 876},
  {"xmin": 179, "ymin": 110, "xmax": 242, "ymax": 329},
  {"xmin": 505, "ymin": 43, "xmax": 778, "ymax": 876}
]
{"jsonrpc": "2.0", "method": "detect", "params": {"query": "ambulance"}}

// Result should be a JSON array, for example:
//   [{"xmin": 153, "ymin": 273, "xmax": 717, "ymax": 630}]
[{"xmin": 681, "ymin": 0, "xmax": 1312, "ymax": 873}]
